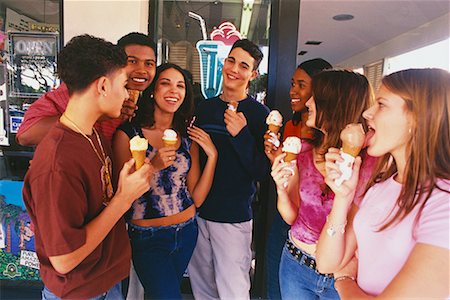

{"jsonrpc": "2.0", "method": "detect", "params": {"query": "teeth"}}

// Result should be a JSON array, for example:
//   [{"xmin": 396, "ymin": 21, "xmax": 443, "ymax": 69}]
[
  {"xmin": 132, "ymin": 78, "xmax": 146, "ymax": 83},
  {"xmin": 291, "ymin": 99, "xmax": 301, "ymax": 103},
  {"xmin": 166, "ymin": 97, "xmax": 177, "ymax": 102}
]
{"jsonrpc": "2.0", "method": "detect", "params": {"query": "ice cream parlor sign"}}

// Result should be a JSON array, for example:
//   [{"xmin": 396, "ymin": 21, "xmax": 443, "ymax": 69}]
[{"xmin": 195, "ymin": 21, "xmax": 242, "ymax": 99}]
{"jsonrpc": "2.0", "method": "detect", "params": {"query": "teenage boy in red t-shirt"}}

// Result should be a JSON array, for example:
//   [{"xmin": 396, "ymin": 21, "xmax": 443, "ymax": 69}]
[{"xmin": 22, "ymin": 35, "xmax": 153, "ymax": 299}]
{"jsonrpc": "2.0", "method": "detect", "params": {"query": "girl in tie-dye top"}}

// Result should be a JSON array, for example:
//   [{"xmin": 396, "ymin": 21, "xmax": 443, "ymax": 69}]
[
  {"xmin": 271, "ymin": 70, "xmax": 376, "ymax": 300},
  {"xmin": 113, "ymin": 63, "xmax": 217, "ymax": 299}
]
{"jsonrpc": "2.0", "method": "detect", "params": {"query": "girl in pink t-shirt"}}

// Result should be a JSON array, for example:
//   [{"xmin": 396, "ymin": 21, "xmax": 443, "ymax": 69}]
[
  {"xmin": 271, "ymin": 70, "xmax": 376, "ymax": 299},
  {"xmin": 316, "ymin": 68, "xmax": 450, "ymax": 299}
]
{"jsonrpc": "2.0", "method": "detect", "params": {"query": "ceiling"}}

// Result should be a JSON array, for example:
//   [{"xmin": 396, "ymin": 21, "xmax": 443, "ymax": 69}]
[
  {"xmin": 0, "ymin": 0, "xmax": 448, "ymax": 67},
  {"xmin": 298, "ymin": 0, "xmax": 450, "ymax": 65},
  {"xmin": 0, "ymin": 0, "xmax": 60, "ymax": 24}
]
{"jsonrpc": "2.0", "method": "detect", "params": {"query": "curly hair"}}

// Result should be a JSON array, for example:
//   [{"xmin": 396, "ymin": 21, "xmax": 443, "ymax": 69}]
[
  {"xmin": 133, "ymin": 63, "xmax": 194, "ymax": 137},
  {"xmin": 57, "ymin": 34, "xmax": 127, "ymax": 95}
]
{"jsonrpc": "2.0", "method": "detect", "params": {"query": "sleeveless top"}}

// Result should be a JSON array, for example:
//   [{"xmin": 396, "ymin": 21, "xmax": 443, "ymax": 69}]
[
  {"xmin": 118, "ymin": 123, "xmax": 194, "ymax": 220},
  {"xmin": 290, "ymin": 142, "xmax": 377, "ymax": 244}
]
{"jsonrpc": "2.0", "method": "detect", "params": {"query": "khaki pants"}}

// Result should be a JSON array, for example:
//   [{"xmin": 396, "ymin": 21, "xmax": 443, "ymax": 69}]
[{"xmin": 188, "ymin": 217, "xmax": 252, "ymax": 300}]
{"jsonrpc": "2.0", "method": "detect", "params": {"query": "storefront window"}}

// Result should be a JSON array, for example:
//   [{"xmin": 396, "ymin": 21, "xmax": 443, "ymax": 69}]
[
  {"xmin": 154, "ymin": 0, "xmax": 271, "ymax": 103},
  {"xmin": 0, "ymin": 0, "xmax": 61, "ymax": 282}
]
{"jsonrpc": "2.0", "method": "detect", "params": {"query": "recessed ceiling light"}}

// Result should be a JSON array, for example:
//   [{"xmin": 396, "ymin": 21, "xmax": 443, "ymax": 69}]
[
  {"xmin": 333, "ymin": 14, "xmax": 354, "ymax": 21},
  {"xmin": 305, "ymin": 40, "xmax": 322, "ymax": 45}
]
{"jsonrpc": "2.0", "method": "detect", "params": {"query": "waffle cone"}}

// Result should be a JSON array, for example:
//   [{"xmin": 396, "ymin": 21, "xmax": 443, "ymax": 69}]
[
  {"xmin": 163, "ymin": 139, "xmax": 177, "ymax": 148},
  {"xmin": 342, "ymin": 144, "xmax": 362, "ymax": 157},
  {"xmin": 284, "ymin": 152, "xmax": 298, "ymax": 162},
  {"xmin": 131, "ymin": 150, "xmax": 146, "ymax": 170},
  {"xmin": 268, "ymin": 124, "xmax": 281, "ymax": 134}
]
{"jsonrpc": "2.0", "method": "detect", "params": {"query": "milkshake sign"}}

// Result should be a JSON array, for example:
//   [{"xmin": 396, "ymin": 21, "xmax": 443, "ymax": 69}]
[{"xmin": 196, "ymin": 22, "xmax": 242, "ymax": 99}]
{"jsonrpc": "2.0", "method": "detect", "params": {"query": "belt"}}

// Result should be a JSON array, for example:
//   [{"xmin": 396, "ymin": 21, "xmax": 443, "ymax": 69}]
[{"xmin": 286, "ymin": 239, "xmax": 334, "ymax": 278}]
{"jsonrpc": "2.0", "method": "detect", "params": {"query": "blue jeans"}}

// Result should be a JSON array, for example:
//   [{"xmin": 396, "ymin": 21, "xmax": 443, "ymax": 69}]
[
  {"xmin": 42, "ymin": 282, "xmax": 122, "ymax": 300},
  {"xmin": 128, "ymin": 217, "xmax": 198, "ymax": 300},
  {"xmin": 279, "ymin": 245, "xmax": 339, "ymax": 300}
]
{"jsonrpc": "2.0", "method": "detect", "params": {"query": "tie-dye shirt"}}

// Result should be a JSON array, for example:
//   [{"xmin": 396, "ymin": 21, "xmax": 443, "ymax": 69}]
[
  {"xmin": 118, "ymin": 123, "xmax": 194, "ymax": 220},
  {"xmin": 290, "ymin": 143, "xmax": 377, "ymax": 244}
]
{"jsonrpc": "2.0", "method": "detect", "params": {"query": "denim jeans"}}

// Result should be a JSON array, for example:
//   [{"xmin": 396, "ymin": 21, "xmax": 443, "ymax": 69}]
[
  {"xmin": 42, "ymin": 282, "xmax": 122, "ymax": 300},
  {"xmin": 128, "ymin": 217, "xmax": 198, "ymax": 300},
  {"xmin": 279, "ymin": 245, "xmax": 339, "ymax": 300}
]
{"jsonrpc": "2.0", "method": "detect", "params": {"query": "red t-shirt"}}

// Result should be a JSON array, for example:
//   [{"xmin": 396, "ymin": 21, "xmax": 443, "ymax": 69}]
[
  {"xmin": 22, "ymin": 122, "xmax": 130, "ymax": 298},
  {"xmin": 17, "ymin": 83, "xmax": 124, "ymax": 143},
  {"xmin": 283, "ymin": 119, "xmax": 314, "ymax": 140}
]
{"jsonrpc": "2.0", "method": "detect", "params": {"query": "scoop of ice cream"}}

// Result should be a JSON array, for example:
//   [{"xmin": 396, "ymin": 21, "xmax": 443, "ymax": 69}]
[
  {"xmin": 340, "ymin": 123, "xmax": 365, "ymax": 157},
  {"xmin": 127, "ymin": 89, "xmax": 140, "ymax": 103},
  {"xmin": 266, "ymin": 110, "xmax": 283, "ymax": 127},
  {"xmin": 163, "ymin": 129, "xmax": 178, "ymax": 141},
  {"xmin": 227, "ymin": 101, "xmax": 238, "ymax": 112},
  {"xmin": 282, "ymin": 137, "xmax": 302, "ymax": 154},
  {"xmin": 129, "ymin": 135, "xmax": 148, "ymax": 151}
]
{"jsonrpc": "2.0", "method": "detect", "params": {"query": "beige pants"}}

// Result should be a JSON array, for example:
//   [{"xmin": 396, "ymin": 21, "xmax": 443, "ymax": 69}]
[{"xmin": 188, "ymin": 217, "xmax": 253, "ymax": 300}]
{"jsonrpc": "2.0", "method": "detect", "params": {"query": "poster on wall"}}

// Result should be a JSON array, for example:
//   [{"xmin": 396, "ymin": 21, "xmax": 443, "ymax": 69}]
[
  {"xmin": 0, "ymin": 180, "xmax": 40, "ymax": 281},
  {"xmin": 8, "ymin": 32, "xmax": 59, "ymax": 98}
]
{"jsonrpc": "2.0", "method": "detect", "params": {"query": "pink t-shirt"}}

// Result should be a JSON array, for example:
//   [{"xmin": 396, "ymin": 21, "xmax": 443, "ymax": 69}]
[
  {"xmin": 354, "ymin": 176, "xmax": 450, "ymax": 296},
  {"xmin": 17, "ymin": 83, "xmax": 124, "ymax": 143},
  {"xmin": 290, "ymin": 144, "xmax": 377, "ymax": 244}
]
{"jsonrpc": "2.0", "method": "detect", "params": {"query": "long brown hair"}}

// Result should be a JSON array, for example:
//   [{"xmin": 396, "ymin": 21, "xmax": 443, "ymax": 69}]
[
  {"xmin": 367, "ymin": 68, "xmax": 450, "ymax": 230},
  {"xmin": 133, "ymin": 63, "xmax": 194, "ymax": 137},
  {"xmin": 311, "ymin": 70, "xmax": 373, "ymax": 159}
]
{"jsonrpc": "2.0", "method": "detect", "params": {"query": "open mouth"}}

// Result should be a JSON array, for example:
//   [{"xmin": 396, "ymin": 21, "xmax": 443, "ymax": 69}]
[
  {"xmin": 364, "ymin": 125, "xmax": 375, "ymax": 147},
  {"xmin": 165, "ymin": 97, "xmax": 178, "ymax": 103},
  {"xmin": 131, "ymin": 77, "xmax": 148, "ymax": 83},
  {"xmin": 291, "ymin": 98, "xmax": 301, "ymax": 103}
]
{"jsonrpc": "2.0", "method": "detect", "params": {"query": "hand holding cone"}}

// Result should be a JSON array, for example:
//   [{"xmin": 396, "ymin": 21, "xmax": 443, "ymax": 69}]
[{"xmin": 335, "ymin": 123, "xmax": 365, "ymax": 186}]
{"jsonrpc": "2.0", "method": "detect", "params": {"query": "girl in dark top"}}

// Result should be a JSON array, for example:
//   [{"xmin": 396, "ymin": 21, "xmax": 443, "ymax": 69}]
[{"xmin": 112, "ymin": 63, "xmax": 217, "ymax": 299}]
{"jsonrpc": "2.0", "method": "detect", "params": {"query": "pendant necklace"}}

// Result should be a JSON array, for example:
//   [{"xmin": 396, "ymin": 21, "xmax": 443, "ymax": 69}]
[{"xmin": 62, "ymin": 114, "xmax": 113, "ymax": 206}]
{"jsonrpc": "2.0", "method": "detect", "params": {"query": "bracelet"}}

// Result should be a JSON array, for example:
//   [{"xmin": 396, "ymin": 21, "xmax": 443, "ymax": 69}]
[
  {"xmin": 326, "ymin": 216, "xmax": 347, "ymax": 237},
  {"xmin": 334, "ymin": 275, "xmax": 356, "ymax": 282}
]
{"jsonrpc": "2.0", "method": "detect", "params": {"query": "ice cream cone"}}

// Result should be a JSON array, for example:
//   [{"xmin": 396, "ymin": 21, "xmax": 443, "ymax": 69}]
[
  {"xmin": 163, "ymin": 139, "xmax": 177, "ymax": 148},
  {"xmin": 342, "ymin": 144, "xmax": 362, "ymax": 157},
  {"xmin": 131, "ymin": 150, "xmax": 146, "ymax": 170},
  {"xmin": 162, "ymin": 129, "xmax": 178, "ymax": 148},
  {"xmin": 268, "ymin": 124, "xmax": 281, "ymax": 134},
  {"xmin": 266, "ymin": 110, "xmax": 283, "ymax": 134},
  {"xmin": 129, "ymin": 135, "xmax": 148, "ymax": 170},
  {"xmin": 284, "ymin": 152, "xmax": 298, "ymax": 162},
  {"xmin": 282, "ymin": 137, "xmax": 302, "ymax": 163}
]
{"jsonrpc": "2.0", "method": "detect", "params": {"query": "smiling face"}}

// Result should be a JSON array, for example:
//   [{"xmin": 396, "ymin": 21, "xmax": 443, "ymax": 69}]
[
  {"xmin": 124, "ymin": 44, "xmax": 156, "ymax": 91},
  {"xmin": 290, "ymin": 68, "xmax": 312, "ymax": 112},
  {"xmin": 363, "ymin": 84, "xmax": 413, "ymax": 159},
  {"xmin": 153, "ymin": 68, "xmax": 186, "ymax": 114},
  {"xmin": 222, "ymin": 47, "xmax": 257, "ymax": 93}
]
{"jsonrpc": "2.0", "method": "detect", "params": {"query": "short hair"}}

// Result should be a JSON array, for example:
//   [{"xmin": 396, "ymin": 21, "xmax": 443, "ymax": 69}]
[
  {"xmin": 298, "ymin": 58, "xmax": 332, "ymax": 78},
  {"xmin": 134, "ymin": 63, "xmax": 194, "ymax": 137},
  {"xmin": 117, "ymin": 32, "xmax": 156, "ymax": 53},
  {"xmin": 230, "ymin": 39, "xmax": 263, "ymax": 70},
  {"xmin": 57, "ymin": 34, "xmax": 127, "ymax": 95}
]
